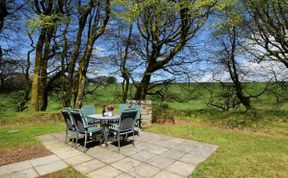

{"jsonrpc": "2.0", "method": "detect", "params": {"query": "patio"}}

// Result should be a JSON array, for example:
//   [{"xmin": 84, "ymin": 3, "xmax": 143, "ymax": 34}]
[{"xmin": 1, "ymin": 131, "xmax": 218, "ymax": 178}]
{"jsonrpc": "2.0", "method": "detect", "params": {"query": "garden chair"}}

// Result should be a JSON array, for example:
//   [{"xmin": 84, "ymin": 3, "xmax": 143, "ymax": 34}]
[
  {"xmin": 70, "ymin": 109, "xmax": 102, "ymax": 152},
  {"xmin": 61, "ymin": 108, "xmax": 76, "ymax": 147},
  {"xmin": 110, "ymin": 110, "xmax": 138, "ymax": 152},
  {"xmin": 81, "ymin": 105, "xmax": 98, "ymax": 126},
  {"xmin": 119, "ymin": 104, "xmax": 142, "ymax": 135}
]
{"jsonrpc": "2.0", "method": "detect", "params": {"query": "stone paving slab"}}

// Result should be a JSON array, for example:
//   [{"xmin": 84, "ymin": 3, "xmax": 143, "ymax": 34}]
[
  {"xmin": 0, "ymin": 161, "xmax": 32, "ymax": 176},
  {"xmin": 2, "ymin": 168, "xmax": 38, "ymax": 178},
  {"xmin": 129, "ymin": 163, "xmax": 161, "ymax": 177},
  {"xmin": 153, "ymin": 170, "xmax": 185, "ymax": 178},
  {"xmin": 147, "ymin": 155, "xmax": 175, "ymax": 169},
  {"xmin": 30, "ymin": 155, "xmax": 61, "ymax": 167},
  {"xmin": 111, "ymin": 157, "xmax": 141, "ymax": 172},
  {"xmin": 0, "ymin": 155, "xmax": 68, "ymax": 177},
  {"xmin": 74, "ymin": 159, "xmax": 106, "ymax": 174},
  {"xmin": 165, "ymin": 161, "xmax": 196, "ymax": 177},
  {"xmin": 64, "ymin": 153, "xmax": 93, "ymax": 166},
  {"xmin": 34, "ymin": 160, "xmax": 68, "ymax": 176},
  {"xmin": 87, "ymin": 165, "xmax": 122, "ymax": 178},
  {"xmin": 0, "ymin": 131, "xmax": 218, "ymax": 178}
]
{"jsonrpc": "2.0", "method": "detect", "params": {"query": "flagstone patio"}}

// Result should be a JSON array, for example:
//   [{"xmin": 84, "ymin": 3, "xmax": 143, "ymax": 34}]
[{"xmin": 0, "ymin": 131, "xmax": 218, "ymax": 178}]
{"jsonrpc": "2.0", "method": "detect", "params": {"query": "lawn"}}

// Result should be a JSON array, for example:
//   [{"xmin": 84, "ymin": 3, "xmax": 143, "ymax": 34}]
[{"xmin": 0, "ymin": 123, "xmax": 64, "ymax": 149}]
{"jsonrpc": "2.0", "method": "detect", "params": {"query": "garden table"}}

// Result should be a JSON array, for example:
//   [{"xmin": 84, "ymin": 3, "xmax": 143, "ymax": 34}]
[{"xmin": 88, "ymin": 114, "xmax": 120, "ymax": 147}]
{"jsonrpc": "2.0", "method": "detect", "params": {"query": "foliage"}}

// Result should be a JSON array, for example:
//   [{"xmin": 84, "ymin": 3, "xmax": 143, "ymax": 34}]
[
  {"xmin": 26, "ymin": 13, "xmax": 70, "ymax": 33},
  {"xmin": 152, "ymin": 102, "xmax": 176, "ymax": 124}
]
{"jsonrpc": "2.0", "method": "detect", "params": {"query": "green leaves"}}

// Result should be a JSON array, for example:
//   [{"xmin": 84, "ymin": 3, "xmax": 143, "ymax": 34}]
[
  {"xmin": 112, "ymin": 0, "xmax": 216, "ymax": 22},
  {"xmin": 26, "ymin": 13, "xmax": 70, "ymax": 33},
  {"xmin": 211, "ymin": 0, "xmax": 246, "ymax": 32}
]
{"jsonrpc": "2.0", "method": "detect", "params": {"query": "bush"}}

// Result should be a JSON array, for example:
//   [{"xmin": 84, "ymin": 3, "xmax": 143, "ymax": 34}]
[{"xmin": 152, "ymin": 102, "xmax": 176, "ymax": 124}]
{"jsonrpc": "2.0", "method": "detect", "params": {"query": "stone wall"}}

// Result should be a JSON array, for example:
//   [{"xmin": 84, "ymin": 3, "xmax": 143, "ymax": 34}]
[{"xmin": 127, "ymin": 100, "xmax": 152, "ymax": 127}]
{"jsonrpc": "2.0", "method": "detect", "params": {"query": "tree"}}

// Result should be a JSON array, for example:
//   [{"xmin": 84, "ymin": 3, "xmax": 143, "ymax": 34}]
[
  {"xmin": 63, "ymin": 0, "xmax": 98, "ymax": 107},
  {"xmin": 0, "ymin": 0, "xmax": 9, "ymax": 32},
  {"xmin": 118, "ymin": 0, "xmax": 215, "ymax": 100},
  {"xmin": 29, "ymin": 0, "xmax": 67, "ymax": 111},
  {"xmin": 0, "ymin": 0, "xmax": 25, "ymax": 60},
  {"xmin": 104, "ymin": 19, "xmax": 136, "ymax": 103},
  {"xmin": 244, "ymin": 0, "xmax": 288, "ymax": 68},
  {"xmin": 212, "ymin": 27, "xmax": 253, "ymax": 110},
  {"xmin": 208, "ymin": 0, "xmax": 272, "ymax": 111},
  {"xmin": 74, "ymin": 0, "xmax": 111, "ymax": 108},
  {"xmin": 0, "ymin": 59, "xmax": 19, "ymax": 89}
]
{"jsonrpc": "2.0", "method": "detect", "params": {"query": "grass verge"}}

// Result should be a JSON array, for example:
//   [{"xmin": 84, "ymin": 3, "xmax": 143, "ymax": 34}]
[{"xmin": 39, "ymin": 166, "xmax": 87, "ymax": 178}]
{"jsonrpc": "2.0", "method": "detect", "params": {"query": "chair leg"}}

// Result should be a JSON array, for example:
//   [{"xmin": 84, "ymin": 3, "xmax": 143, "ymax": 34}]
[
  {"xmin": 118, "ymin": 133, "xmax": 120, "ymax": 152},
  {"xmin": 72, "ymin": 130, "xmax": 76, "ymax": 147},
  {"xmin": 84, "ymin": 132, "xmax": 87, "ymax": 153},
  {"xmin": 65, "ymin": 128, "xmax": 68, "ymax": 144},
  {"xmin": 75, "ymin": 132, "xmax": 79, "ymax": 148},
  {"xmin": 132, "ymin": 130, "xmax": 135, "ymax": 148}
]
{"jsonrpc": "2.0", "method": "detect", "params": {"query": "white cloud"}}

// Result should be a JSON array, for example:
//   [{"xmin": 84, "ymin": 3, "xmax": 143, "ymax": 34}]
[
  {"xmin": 196, "ymin": 60, "xmax": 287, "ymax": 82},
  {"xmin": 92, "ymin": 46, "xmax": 106, "ymax": 57},
  {"xmin": 243, "ymin": 60, "xmax": 288, "ymax": 81}
]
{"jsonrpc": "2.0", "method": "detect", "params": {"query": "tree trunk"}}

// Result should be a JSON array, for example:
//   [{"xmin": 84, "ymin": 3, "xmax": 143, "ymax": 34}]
[
  {"xmin": 75, "ymin": 70, "xmax": 87, "ymax": 108},
  {"xmin": 39, "ymin": 28, "xmax": 54, "ymax": 111},
  {"xmin": 74, "ymin": 0, "xmax": 111, "ymax": 108},
  {"xmin": 63, "ymin": 1, "xmax": 96, "ymax": 107},
  {"xmin": 122, "ymin": 78, "xmax": 129, "ymax": 103},
  {"xmin": 0, "ymin": 76, "xmax": 4, "ymax": 89},
  {"xmin": 0, "ymin": 0, "xmax": 8, "ymax": 31},
  {"xmin": 121, "ymin": 23, "xmax": 133, "ymax": 103},
  {"xmin": 64, "ymin": 36, "xmax": 82, "ymax": 107},
  {"xmin": 228, "ymin": 28, "xmax": 252, "ymax": 111},
  {"xmin": 74, "ymin": 43, "xmax": 93, "ymax": 108},
  {"xmin": 134, "ymin": 72, "xmax": 152, "ymax": 100},
  {"xmin": 30, "ymin": 29, "xmax": 46, "ymax": 111},
  {"xmin": 236, "ymin": 91, "xmax": 252, "ymax": 110}
]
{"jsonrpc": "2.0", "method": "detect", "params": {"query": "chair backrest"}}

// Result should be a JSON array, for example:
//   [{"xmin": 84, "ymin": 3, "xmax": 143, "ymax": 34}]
[
  {"xmin": 61, "ymin": 108, "xmax": 74, "ymax": 130},
  {"xmin": 119, "ymin": 110, "xmax": 137, "ymax": 131},
  {"xmin": 118, "ymin": 104, "xmax": 129, "ymax": 114},
  {"xmin": 81, "ymin": 105, "xmax": 96, "ymax": 119},
  {"xmin": 132, "ymin": 105, "xmax": 141, "ymax": 121},
  {"xmin": 70, "ymin": 109, "xmax": 86, "ymax": 132},
  {"xmin": 125, "ymin": 105, "xmax": 141, "ymax": 120}
]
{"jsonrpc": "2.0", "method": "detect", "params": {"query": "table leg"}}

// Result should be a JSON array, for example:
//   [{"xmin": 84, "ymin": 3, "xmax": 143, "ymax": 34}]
[{"xmin": 104, "ymin": 125, "xmax": 109, "ymax": 147}]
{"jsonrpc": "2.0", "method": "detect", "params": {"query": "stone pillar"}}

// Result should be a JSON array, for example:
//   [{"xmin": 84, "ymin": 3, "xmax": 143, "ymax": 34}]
[{"xmin": 127, "ymin": 100, "xmax": 152, "ymax": 127}]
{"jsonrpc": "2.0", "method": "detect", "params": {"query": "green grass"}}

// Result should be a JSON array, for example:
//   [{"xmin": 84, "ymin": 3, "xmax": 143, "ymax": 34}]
[
  {"xmin": 145, "ymin": 124, "xmax": 288, "ymax": 178},
  {"xmin": 39, "ymin": 166, "xmax": 87, "ymax": 178},
  {"xmin": 0, "ymin": 123, "xmax": 64, "ymax": 149}
]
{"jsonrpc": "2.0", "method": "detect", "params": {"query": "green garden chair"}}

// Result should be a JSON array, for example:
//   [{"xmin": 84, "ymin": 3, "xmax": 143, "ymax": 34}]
[
  {"xmin": 61, "ymin": 108, "xmax": 76, "ymax": 147},
  {"xmin": 109, "ymin": 110, "xmax": 138, "ymax": 151},
  {"xmin": 81, "ymin": 105, "xmax": 98, "ymax": 126},
  {"xmin": 70, "ymin": 109, "xmax": 102, "ymax": 152},
  {"xmin": 118, "ymin": 103, "xmax": 142, "ymax": 134}
]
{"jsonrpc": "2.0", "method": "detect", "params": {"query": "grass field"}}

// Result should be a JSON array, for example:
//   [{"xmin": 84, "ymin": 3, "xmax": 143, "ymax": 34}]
[{"xmin": 0, "ymin": 83, "xmax": 287, "ymax": 177}]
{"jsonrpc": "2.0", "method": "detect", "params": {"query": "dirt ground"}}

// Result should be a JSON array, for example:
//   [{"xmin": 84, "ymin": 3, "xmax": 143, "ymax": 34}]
[{"xmin": 0, "ymin": 144, "xmax": 52, "ymax": 166}]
